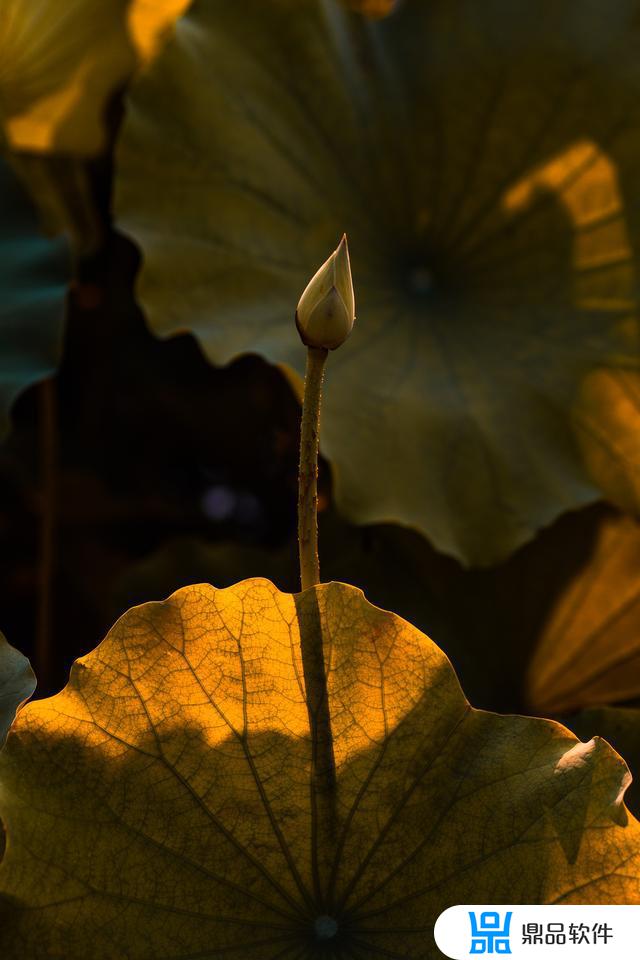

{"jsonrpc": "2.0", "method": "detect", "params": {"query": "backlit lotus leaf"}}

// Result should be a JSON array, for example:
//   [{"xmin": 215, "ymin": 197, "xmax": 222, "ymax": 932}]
[{"xmin": 0, "ymin": 580, "xmax": 638, "ymax": 957}]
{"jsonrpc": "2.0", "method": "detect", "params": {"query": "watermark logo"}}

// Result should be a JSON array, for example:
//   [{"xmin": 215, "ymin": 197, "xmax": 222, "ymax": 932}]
[
  {"xmin": 469, "ymin": 911, "xmax": 512, "ymax": 955},
  {"xmin": 436, "ymin": 906, "xmax": 630, "ymax": 959}
]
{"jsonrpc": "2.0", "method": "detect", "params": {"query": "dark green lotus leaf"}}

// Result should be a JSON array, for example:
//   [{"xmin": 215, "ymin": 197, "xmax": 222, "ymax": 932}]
[
  {"xmin": 115, "ymin": 0, "xmax": 640, "ymax": 564},
  {"xmin": 0, "ymin": 156, "xmax": 68, "ymax": 438},
  {"xmin": 0, "ymin": 632, "xmax": 35, "ymax": 748}
]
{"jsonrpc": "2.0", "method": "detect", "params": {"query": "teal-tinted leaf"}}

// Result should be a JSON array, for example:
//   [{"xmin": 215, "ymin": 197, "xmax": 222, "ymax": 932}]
[
  {"xmin": 0, "ymin": 156, "xmax": 68, "ymax": 438},
  {"xmin": 0, "ymin": 633, "xmax": 35, "ymax": 748},
  {"xmin": 115, "ymin": 0, "xmax": 640, "ymax": 564}
]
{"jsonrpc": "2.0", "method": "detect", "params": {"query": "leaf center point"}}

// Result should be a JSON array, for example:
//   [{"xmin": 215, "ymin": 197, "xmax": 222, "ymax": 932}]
[
  {"xmin": 409, "ymin": 266, "xmax": 434, "ymax": 295},
  {"xmin": 314, "ymin": 915, "xmax": 339, "ymax": 940}
]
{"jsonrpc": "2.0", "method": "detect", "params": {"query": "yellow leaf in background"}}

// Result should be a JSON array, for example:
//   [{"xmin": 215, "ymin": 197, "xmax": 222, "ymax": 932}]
[
  {"xmin": 1, "ymin": 580, "xmax": 638, "ymax": 958},
  {"xmin": 573, "ymin": 366, "xmax": 640, "ymax": 516},
  {"xmin": 129, "ymin": 0, "xmax": 192, "ymax": 62},
  {"xmin": 526, "ymin": 512, "xmax": 640, "ymax": 716},
  {"xmin": 0, "ymin": 0, "xmax": 189, "ymax": 154},
  {"xmin": 343, "ymin": 0, "xmax": 401, "ymax": 17}
]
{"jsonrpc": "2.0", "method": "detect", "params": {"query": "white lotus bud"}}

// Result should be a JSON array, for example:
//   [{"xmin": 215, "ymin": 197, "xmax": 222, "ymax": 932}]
[{"xmin": 296, "ymin": 235, "xmax": 355, "ymax": 350}]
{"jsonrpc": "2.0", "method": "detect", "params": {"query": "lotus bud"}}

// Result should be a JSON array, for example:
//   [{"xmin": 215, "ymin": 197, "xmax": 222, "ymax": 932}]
[{"xmin": 296, "ymin": 235, "xmax": 355, "ymax": 350}]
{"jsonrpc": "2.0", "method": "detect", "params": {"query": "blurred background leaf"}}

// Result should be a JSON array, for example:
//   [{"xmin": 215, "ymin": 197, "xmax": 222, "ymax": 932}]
[
  {"xmin": 0, "ymin": 631, "xmax": 35, "ymax": 861},
  {"xmin": 342, "ymin": 0, "xmax": 401, "ymax": 16},
  {"xmin": 0, "ymin": 632, "xmax": 34, "ymax": 748},
  {"xmin": 115, "ymin": 0, "xmax": 640, "ymax": 565},
  {"xmin": 526, "ymin": 511, "xmax": 640, "ymax": 716},
  {"xmin": 573, "ymin": 366, "xmax": 640, "ymax": 516},
  {"xmin": 0, "ymin": 0, "xmax": 189, "ymax": 251},
  {"xmin": 0, "ymin": 0, "xmax": 189, "ymax": 155}
]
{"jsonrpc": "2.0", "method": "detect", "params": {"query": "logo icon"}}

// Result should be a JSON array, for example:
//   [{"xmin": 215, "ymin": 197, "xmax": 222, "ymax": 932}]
[{"xmin": 469, "ymin": 911, "xmax": 513, "ymax": 955}]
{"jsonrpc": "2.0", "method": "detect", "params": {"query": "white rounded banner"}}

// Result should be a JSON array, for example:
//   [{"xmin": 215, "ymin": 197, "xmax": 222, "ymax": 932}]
[{"xmin": 434, "ymin": 905, "xmax": 640, "ymax": 959}]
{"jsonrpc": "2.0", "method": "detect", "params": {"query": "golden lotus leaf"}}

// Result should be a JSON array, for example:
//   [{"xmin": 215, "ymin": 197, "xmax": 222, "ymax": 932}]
[{"xmin": 1, "ymin": 580, "xmax": 638, "ymax": 957}]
